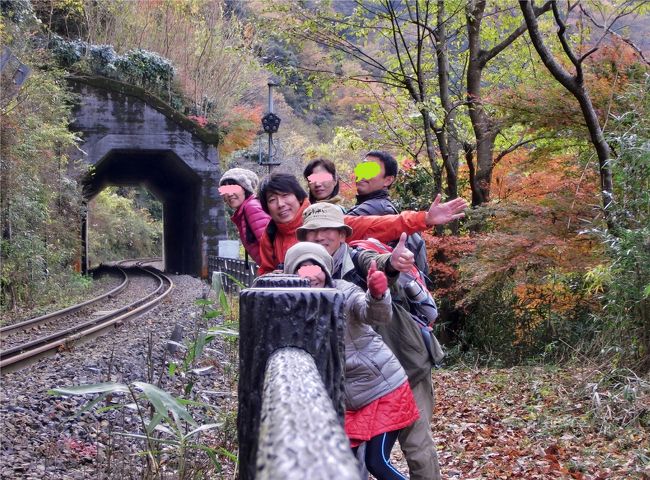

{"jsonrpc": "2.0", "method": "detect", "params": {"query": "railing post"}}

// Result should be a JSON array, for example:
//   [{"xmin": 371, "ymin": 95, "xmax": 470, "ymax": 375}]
[{"xmin": 237, "ymin": 274, "xmax": 357, "ymax": 480}]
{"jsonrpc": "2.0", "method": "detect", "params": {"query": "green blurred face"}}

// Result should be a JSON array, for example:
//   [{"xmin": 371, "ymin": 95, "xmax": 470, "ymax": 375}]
[{"xmin": 355, "ymin": 156, "xmax": 394, "ymax": 195}]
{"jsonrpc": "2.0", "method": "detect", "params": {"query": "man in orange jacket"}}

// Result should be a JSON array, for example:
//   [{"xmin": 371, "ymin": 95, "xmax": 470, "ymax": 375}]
[{"xmin": 256, "ymin": 173, "xmax": 467, "ymax": 275}]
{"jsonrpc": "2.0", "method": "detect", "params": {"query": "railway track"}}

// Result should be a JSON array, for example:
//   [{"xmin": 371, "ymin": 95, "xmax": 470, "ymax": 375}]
[{"xmin": 0, "ymin": 265, "xmax": 174, "ymax": 373}]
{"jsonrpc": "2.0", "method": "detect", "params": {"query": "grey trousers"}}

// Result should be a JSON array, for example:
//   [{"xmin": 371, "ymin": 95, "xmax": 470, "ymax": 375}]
[{"xmin": 398, "ymin": 373, "xmax": 441, "ymax": 480}]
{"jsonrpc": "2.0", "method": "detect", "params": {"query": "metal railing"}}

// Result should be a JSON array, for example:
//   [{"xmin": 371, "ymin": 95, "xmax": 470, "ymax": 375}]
[{"xmin": 209, "ymin": 256, "xmax": 257, "ymax": 293}]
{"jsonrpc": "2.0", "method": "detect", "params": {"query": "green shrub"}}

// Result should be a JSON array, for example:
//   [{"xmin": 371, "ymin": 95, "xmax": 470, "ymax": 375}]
[
  {"xmin": 587, "ymin": 76, "xmax": 650, "ymax": 371},
  {"xmin": 87, "ymin": 187, "xmax": 162, "ymax": 266},
  {"xmin": 49, "ymin": 36, "xmax": 177, "ymax": 102}
]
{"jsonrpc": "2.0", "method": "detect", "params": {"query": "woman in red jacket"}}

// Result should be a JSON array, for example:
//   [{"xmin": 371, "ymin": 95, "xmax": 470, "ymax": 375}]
[
  {"xmin": 219, "ymin": 168, "xmax": 270, "ymax": 265},
  {"xmin": 257, "ymin": 173, "xmax": 468, "ymax": 274}
]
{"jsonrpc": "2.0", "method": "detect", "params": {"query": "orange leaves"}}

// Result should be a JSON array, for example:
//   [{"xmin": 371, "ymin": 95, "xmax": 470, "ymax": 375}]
[
  {"xmin": 423, "ymin": 233, "xmax": 476, "ymax": 301},
  {"xmin": 337, "ymin": 171, "xmax": 358, "ymax": 204},
  {"xmin": 435, "ymin": 148, "xmax": 605, "ymax": 355},
  {"xmin": 491, "ymin": 150, "xmax": 598, "ymax": 216},
  {"xmin": 217, "ymin": 105, "xmax": 262, "ymax": 157}
]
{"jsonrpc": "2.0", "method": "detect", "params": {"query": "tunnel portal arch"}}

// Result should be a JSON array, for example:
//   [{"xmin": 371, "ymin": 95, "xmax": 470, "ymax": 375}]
[{"xmin": 68, "ymin": 76, "xmax": 228, "ymax": 277}]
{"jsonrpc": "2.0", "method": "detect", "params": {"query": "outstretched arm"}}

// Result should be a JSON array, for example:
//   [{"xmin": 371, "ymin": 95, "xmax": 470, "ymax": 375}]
[
  {"xmin": 345, "ymin": 195, "xmax": 468, "ymax": 241},
  {"xmin": 425, "ymin": 194, "xmax": 467, "ymax": 227}
]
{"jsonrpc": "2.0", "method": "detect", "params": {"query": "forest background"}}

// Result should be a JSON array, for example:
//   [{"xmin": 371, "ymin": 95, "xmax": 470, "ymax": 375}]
[
  {"xmin": 1, "ymin": 0, "xmax": 650, "ymax": 477},
  {"xmin": 1, "ymin": 0, "xmax": 649, "ymax": 422}
]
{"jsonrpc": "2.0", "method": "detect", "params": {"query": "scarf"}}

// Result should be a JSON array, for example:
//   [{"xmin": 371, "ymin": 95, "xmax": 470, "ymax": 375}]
[{"xmin": 331, "ymin": 243, "xmax": 349, "ymax": 279}]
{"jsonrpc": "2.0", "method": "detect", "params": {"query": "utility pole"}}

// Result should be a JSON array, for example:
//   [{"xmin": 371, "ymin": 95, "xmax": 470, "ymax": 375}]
[{"xmin": 260, "ymin": 81, "xmax": 281, "ymax": 174}]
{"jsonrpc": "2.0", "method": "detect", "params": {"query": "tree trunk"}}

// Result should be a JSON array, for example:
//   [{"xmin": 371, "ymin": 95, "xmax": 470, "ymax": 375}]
[
  {"xmin": 464, "ymin": 142, "xmax": 483, "ymax": 207},
  {"xmin": 422, "ymin": 109, "xmax": 443, "ymax": 195},
  {"xmin": 466, "ymin": 0, "xmax": 499, "ymax": 206},
  {"xmin": 575, "ymin": 86, "xmax": 614, "ymax": 208},
  {"xmin": 520, "ymin": 0, "xmax": 614, "ymax": 222},
  {"xmin": 435, "ymin": 0, "xmax": 459, "ymax": 201}
]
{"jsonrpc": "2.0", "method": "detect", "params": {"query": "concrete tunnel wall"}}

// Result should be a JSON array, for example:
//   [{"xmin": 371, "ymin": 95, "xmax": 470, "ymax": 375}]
[{"xmin": 67, "ymin": 77, "xmax": 228, "ymax": 277}]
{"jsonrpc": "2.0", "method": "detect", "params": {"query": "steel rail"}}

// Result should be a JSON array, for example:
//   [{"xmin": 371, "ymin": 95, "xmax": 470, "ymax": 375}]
[
  {"xmin": 0, "ymin": 267, "xmax": 174, "ymax": 372},
  {"xmin": 0, "ymin": 267, "xmax": 129, "ymax": 337}
]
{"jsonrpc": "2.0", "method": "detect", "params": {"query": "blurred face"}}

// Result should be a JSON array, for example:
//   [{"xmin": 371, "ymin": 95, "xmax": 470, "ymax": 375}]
[
  {"xmin": 304, "ymin": 228, "xmax": 346, "ymax": 256},
  {"xmin": 219, "ymin": 184, "xmax": 246, "ymax": 209},
  {"xmin": 307, "ymin": 165, "xmax": 336, "ymax": 201},
  {"xmin": 296, "ymin": 260, "xmax": 326, "ymax": 288},
  {"xmin": 355, "ymin": 156, "xmax": 395, "ymax": 195},
  {"xmin": 266, "ymin": 191, "xmax": 301, "ymax": 224}
]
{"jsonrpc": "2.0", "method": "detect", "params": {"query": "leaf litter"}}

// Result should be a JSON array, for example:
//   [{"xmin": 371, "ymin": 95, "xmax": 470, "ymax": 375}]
[{"xmin": 430, "ymin": 367, "xmax": 650, "ymax": 479}]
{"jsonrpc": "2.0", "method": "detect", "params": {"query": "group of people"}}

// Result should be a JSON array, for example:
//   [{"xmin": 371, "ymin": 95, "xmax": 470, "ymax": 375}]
[{"xmin": 219, "ymin": 152, "xmax": 467, "ymax": 480}]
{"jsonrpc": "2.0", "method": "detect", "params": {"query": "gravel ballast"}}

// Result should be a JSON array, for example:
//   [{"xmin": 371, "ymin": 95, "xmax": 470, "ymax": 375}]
[{"xmin": 0, "ymin": 273, "xmax": 239, "ymax": 479}]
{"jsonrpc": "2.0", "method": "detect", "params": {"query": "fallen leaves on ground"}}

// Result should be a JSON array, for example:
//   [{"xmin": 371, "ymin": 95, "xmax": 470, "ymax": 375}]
[{"xmin": 431, "ymin": 367, "xmax": 650, "ymax": 479}]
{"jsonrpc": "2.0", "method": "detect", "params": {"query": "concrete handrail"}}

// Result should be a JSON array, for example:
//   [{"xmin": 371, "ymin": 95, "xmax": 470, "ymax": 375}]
[
  {"xmin": 237, "ymin": 274, "xmax": 358, "ymax": 480},
  {"xmin": 256, "ymin": 348, "xmax": 358, "ymax": 480}
]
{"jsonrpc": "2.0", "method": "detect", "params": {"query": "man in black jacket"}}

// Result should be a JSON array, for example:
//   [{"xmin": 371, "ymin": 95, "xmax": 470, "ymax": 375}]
[
  {"xmin": 348, "ymin": 150, "xmax": 442, "ymax": 480},
  {"xmin": 348, "ymin": 151, "xmax": 430, "ymax": 282}
]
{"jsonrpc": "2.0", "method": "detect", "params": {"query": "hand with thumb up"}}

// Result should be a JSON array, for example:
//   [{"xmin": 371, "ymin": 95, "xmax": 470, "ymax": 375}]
[
  {"xmin": 367, "ymin": 260, "xmax": 388, "ymax": 299},
  {"xmin": 390, "ymin": 232, "xmax": 415, "ymax": 273}
]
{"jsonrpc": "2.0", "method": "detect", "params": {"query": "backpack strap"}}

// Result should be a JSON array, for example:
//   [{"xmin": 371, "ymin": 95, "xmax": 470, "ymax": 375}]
[{"xmin": 347, "ymin": 247, "xmax": 369, "ymax": 291}]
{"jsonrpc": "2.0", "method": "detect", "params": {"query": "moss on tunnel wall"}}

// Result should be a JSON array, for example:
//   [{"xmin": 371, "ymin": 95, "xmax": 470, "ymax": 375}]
[{"xmin": 67, "ymin": 75, "xmax": 223, "ymax": 146}]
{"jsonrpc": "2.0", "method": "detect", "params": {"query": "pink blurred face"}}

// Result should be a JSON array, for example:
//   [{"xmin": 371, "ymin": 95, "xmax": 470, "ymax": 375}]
[
  {"xmin": 297, "ymin": 261, "xmax": 326, "ymax": 288},
  {"xmin": 266, "ymin": 191, "xmax": 301, "ymax": 224},
  {"xmin": 307, "ymin": 165, "xmax": 336, "ymax": 201},
  {"xmin": 355, "ymin": 156, "xmax": 394, "ymax": 195},
  {"xmin": 219, "ymin": 184, "xmax": 246, "ymax": 209}
]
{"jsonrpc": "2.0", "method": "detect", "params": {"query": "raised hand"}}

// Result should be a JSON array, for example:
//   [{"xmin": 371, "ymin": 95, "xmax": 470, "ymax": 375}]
[
  {"xmin": 425, "ymin": 194, "xmax": 468, "ymax": 227},
  {"xmin": 390, "ymin": 232, "xmax": 415, "ymax": 273},
  {"xmin": 367, "ymin": 260, "xmax": 388, "ymax": 299}
]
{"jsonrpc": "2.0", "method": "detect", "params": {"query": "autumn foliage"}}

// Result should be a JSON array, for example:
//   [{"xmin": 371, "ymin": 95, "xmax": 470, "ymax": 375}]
[
  {"xmin": 218, "ymin": 105, "xmax": 263, "ymax": 157},
  {"xmin": 421, "ymin": 147, "xmax": 606, "ymax": 361}
]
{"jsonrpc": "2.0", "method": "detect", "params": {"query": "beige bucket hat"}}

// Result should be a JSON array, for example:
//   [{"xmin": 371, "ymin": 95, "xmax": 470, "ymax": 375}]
[{"xmin": 296, "ymin": 203, "xmax": 353, "ymax": 241}]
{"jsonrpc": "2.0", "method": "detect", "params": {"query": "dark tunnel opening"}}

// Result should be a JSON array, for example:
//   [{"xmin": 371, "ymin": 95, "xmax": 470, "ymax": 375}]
[{"xmin": 83, "ymin": 149, "xmax": 202, "ymax": 275}]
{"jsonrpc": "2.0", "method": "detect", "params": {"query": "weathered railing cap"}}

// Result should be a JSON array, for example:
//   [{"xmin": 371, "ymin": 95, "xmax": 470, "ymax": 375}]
[
  {"xmin": 238, "ymin": 274, "xmax": 348, "ymax": 480},
  {"xmin": 251, "ymin": 273, "xmax": 310, "ymax": 289}
]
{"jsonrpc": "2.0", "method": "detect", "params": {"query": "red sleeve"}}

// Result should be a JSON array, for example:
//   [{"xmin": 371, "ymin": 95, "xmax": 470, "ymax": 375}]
[
  {"xmin": 244, "ymin": 198, "xmax": 271, "ymax": 242},
  {"xmin": 257, "ymin": 232, "xmax": 276, "ymax": 275},
  {"xmin": 344, "ymin": 211, "xmax": 427, "ymax": 242}
]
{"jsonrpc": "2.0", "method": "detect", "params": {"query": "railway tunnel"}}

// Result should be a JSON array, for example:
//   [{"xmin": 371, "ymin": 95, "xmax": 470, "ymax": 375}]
[
  {"xmin": 83, "ymin": 149, "xmax": 201, "ymax": 275},
  {"xmin": 68, "ymin": 76, "xmax": 228, "ymax": 277}
]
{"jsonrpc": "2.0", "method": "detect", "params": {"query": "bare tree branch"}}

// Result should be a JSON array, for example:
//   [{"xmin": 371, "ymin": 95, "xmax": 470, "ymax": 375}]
[
  {"xmin": 493, "ymin": 134, "xmax": 555, "ymax": 165},
  {"xmin": 578, "ymin": 2, "xmax": 650, "ymax": 66},
  {"xmin": 479, "ymin": 1, "xmax": 553, "ymax": 67}
]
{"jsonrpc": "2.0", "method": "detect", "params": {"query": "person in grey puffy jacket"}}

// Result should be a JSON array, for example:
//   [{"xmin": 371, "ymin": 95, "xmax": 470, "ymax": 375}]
[{"xmin": 283, "ymin": 242, "xmax": 419, "ymax": 480}]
